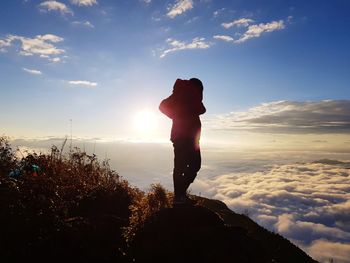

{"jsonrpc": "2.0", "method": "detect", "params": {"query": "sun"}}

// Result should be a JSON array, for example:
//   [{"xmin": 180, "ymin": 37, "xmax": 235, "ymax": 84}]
[{"xmin": 133, "ymin": 110, "xmax": 157, "ymax": 135}]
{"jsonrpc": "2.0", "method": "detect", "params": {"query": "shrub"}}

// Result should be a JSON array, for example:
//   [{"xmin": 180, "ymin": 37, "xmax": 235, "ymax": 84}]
[
  {"xmin": 0, "ymin": 136, "xmax": 17, "ymax": 176},
  {"xmin": 123, "ymin": 183, "xmax": 172, "ymax": 244},
  {"xmin": 0, "ymin": 136, "xmax": 136, "ymax": 261},
  {"xmin": 0, "ymin": 136, "xmax": 176, "ymax": 261}
]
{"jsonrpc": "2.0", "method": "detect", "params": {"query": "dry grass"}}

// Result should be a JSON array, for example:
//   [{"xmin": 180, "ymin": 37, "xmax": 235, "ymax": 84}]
[{"xmin": 0, "ymin": 136, "xmax": 171, "ymax": 261}]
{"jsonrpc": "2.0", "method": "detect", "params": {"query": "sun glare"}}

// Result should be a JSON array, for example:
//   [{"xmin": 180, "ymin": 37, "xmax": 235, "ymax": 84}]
[{"xmin": 133, "ymin": 110, "xmax": 157, "ymax": 135}]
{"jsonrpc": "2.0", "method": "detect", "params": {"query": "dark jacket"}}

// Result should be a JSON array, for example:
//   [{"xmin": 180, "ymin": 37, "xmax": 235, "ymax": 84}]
[{"xmin": 159, "ymin": 79, "xmax": 206, "ymax": 142}]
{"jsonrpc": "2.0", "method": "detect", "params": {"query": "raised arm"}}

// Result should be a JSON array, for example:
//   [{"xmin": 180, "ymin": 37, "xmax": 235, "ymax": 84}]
[{"xmin": 159, "ymin": 95, "xmax": 175, "ymax": 119}]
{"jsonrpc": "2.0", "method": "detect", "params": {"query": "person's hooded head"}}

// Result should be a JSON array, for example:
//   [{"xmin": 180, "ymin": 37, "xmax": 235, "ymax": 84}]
[{"xmin": 189, "ymin": 78, "xmax": 203, "ymax": 101}]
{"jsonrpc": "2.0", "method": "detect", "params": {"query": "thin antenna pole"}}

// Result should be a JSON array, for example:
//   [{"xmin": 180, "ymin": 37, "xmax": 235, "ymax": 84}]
[
  {"xmin": 60, "ymin": 136, "xmax": 67, "ymax": 160},
  {"xmin": 69, "ymin": 119, "xmax": 73, "ymax": 152}
]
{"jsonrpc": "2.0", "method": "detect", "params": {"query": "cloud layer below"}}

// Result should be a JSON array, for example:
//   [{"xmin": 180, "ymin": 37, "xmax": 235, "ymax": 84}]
[{"xmin": 192, "ymin": 160, "xmax": 350, "ymax": 263}]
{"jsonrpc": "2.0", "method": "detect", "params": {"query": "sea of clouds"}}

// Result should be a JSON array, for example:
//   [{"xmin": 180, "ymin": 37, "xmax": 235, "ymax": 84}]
[{"xmin": 192, "ymin": 156, "xmax": 350, "ymax": 263}]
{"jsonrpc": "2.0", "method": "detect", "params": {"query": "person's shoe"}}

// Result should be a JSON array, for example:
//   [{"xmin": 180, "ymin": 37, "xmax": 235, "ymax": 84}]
[
  {"xmin": 185, "ymin": 195, "xmax": 197, "ymax": 205},
  {"xmin": 173, "ymin": 195, "xmax": 186, "ymax": 206}
]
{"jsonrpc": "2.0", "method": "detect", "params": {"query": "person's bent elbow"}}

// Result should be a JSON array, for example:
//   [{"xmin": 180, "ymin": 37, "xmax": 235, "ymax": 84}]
[{"xmin": 159, "ymin": 100, "xmax": 174, "ymax": 119}]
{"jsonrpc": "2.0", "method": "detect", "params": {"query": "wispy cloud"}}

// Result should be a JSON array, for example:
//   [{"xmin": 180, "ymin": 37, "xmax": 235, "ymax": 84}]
[
  {"xmin": 23, "ymin": 68, "xmax": 42, "ymax": 75},
  {"xmin": 213, "ymin": 8, "xmax": 225, "ymax": 18},
  {"xmin": 235, "ymin": 20, "xmax": 285, "ymax": 43},
  {"xmin": 72, "ymin": 20, "xmax": 95, "ymax": 28},
  {"xmin": 38, "ymin": 1, "xmax": 73, "ymax": 16},
  {"xmin": 49, "ymin": 57, "xmax": 61, "ymax": 62},
  {"xmin": 0, "ymin": 34, "xmax": 65, "ymax": 61},
  {"xmin": 218, "ymin": 18, "xmax": 285, "ymax": 44},
  {"xmin": 70, "ymin": 0, "xmax": 98, "ymax": 6},
  {"xmin": 213, "ymin": 35, "xmax": 234, "ymax": 42},
  {"xmin": 167, "ymin": 0, "xmax": 193, "ymax": 18},
  {"xmin": 160, "ymin": 37, "xmax": 211, "ymax": 58},
  {"xmin": 206, "ymin": 100, "xmax": 350, "ymax": 134},
  {"xmin": 69, "ymin": 80, "xmax": 98, "ymax": 87},
  {"xmin": 0, "ymin": 38, "xmax": 12, "ymax": 52},
  {"xmin": 185, "ymin": 16, "xmax": 199, "ymax": 24},
  {"xmin": 222, "ymin": 18, "xmax": 254, "ymax": 29}
]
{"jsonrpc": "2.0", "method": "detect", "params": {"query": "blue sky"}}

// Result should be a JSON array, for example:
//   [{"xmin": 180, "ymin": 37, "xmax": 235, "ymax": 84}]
[{"xmin": 1, "ymin": 0, "xmax": 350, "ymax": 141}]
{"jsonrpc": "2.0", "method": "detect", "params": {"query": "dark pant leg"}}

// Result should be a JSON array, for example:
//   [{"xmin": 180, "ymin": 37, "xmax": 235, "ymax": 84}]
[
  {"xmin": 173, "ymin": 140, "xmax": 188, "ymax": 197},
  {"xmin": 173, "ymin": 139, "xmax": 202, "ymax": 195},
  {"xmin": 186, "ymin": 148, "xmax": 201, "ymax": 184}
]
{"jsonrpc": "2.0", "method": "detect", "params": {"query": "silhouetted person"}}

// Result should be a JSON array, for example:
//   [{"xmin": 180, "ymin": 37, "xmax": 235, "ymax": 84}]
[{"xmin": 159, "ymin": 78, "xmax": 206, "ymax": 205}]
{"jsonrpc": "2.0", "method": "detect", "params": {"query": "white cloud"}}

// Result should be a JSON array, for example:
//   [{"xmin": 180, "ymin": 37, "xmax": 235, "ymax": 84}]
[
  {"xmin": 160, "ymin": 37, "xmax": 211, "ymax": 58},
  {"xmin": 49, "ymin": 57, "xmax": 61, "ymax": 62},
  {"xmin": 213, "ymin": 8, "xmax": 225, "ymax": 18},
  {"xmin": 191, "ymin": 160, "xmax": 350, "ymax": 263},
  {"xmin": 0, "ymin": 38, "xmax": 12, "ymax": 52},
  {"xmin": 69, "ymin": 80, "xmax": 98, "ymax": 87},
  {"xmin": 275, "ymin": 214, "xmax": 350, "ymax": 242},
  {"xmin": 0, "ymin": 34, "xmax": 65, "ymax": 61},
  {"xmin": 213, "ymin": 35, "xmax": 234, "ymax": 42},
  {"xmin": 38, "ymin": 1, "xmax": 73, "ymax": 16},
  {"xmin": 72, "ymin": 20, "xmax": 95, "ymax": 28},
  {"xmin": 307, "ymin": 239, "xmax": 350, "ymax": 263},
  {"xmin": 23, "ymin": 68, "xmax": 42, "ymax": 75},
  {"xmin": 235, "ymin": 20, "xmax": 285, "ymax": 43},
  {"xmin": 141, "ymin": 0, "xmax": 152, "ymax": 3},
  {"xmin": 37, "ymin": 34, "xmax": 63, "ymax": 43},
  {"xmin": 70, "ymin": 0, "xmax": 98, "ymax": 6},
  {"xmin": 222, "ymin": 18, "xmax": 254, "ymax": 29},
  {"xmin": 167, "ymin": 0, "xmax": 193, "ymax": 18},
  {"xmin": 206, "ymin": 100, "xmax": 350, "ymax": 134},
  {"xmin": 0, "ymin": 39, "xmax": 12, "ymax": 48}
]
